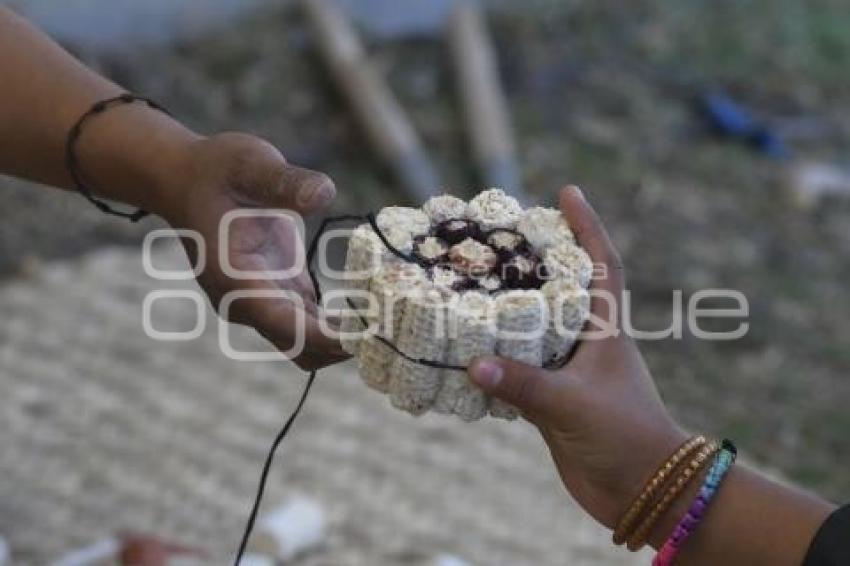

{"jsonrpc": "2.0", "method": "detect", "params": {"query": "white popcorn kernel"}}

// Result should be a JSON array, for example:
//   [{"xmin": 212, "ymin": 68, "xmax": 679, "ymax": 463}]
[
  {"xmin": 423, "ymin": 194, "xmax": 468, "ymax": 223},
  {"xmin": 376, "ymin": 206, "xmax": 431, "ymax": 235},
  {"xmin": 357, "ymin": 263, "xmax": 428, "ymax": 391},
  {"xmin": 541, "ymin": 279, "xmax": 590, "ymax": 364},
  {"xmin": 381, "ymin": 226, "xmax": 415, "ymax": 254},
  {"xmin": 344, "ymin": 224, "xmax": 383, "ymax": 290},
  {"xmin": 467, "ymin": 188, "xmax": 523, "ymax": 231},
  {"xmin": 449, "ymin": 238, "xmax": 498, "ymax": 276},
  {"xmin": 417, "ymin": 236, "xmax": 448, "ymax": 261},
  {"xmin": 372, "ymin": 263, "xmax": 429, "ymax": 339},
  {"xmin": 358, "ymin": 336, "xmax": 395, "ymax": 392},
  {"xmin": 492, "ymin": 290, "xmax": 547, "ymax": 419},
  {"xmin": 544, "ymin": 243, "xmax": 593, "ymax": 288},
  {"xmin": 434, "ymin": 293, "xmax": 494, "ymax": 421},
  {"xmin": 389, "ymin": 290, "xmax": 450, "ymax": 414},
  {"xmin": 340, "ymin": 224, "xmax": 384, "ymax": 355},
  {"xmin": 431, "ymin": 265, "xmax": 462, "ymax": 295},
  {"xmin": 517, "ymin": 206, "xmax": 575, "ymax": 251}
]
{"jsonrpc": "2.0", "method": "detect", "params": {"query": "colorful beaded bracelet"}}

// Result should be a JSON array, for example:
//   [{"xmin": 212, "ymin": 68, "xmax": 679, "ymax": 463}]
[{"xmin": 652, "ymin": 439, "xmax": 738, "ymax": 566}]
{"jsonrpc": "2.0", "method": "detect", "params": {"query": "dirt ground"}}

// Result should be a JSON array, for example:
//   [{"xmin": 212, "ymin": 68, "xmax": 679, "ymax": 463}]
[
  {"xmin": 1, "ymin": 0, "xmax": 849, "ymax": 560},
  {"xmin": 0, "ymin": 247, "xmax": 652, "ymax": 564}
]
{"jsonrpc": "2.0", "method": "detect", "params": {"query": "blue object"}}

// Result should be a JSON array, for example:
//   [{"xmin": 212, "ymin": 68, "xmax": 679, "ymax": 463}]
[{"xmin": 699, "ymin": 91, "xmax": 790, "ymax": 159}]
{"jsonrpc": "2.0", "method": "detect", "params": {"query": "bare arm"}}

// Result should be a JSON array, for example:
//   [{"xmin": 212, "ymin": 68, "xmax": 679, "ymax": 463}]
[
  {"xmin": 651, "ymin": 465, "xmax": 833, "ymax": 565},
  {"xmin": 0, "ymin": 6, "xmax": 196, "ymax": 216},
  {"xmin": 467, "ymin": 186, "xmax": 836, "ymax": 565},
  {"xmin": 0, "ymin": 7, "xmax": 348, "ymax": 369}
]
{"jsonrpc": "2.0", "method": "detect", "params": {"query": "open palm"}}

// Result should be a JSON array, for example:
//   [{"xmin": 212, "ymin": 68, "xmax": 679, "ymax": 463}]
[{"xmin": 166, "ymin": 132, "xmax": 348, "ymax": 370}]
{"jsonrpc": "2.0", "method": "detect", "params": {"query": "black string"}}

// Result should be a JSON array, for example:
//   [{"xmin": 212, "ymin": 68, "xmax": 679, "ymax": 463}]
[
  {"xmin": 343, "ymin": 296, "xmax": 465, "ymax": 372},
  {"xmin": 233, "ymin": 214, "xmax": 368, "ymax": 565},
  {"xmin": 233, "ymin": 213, "xmax": 575, "ymax": 564},
  {"xmin": 232, "ymin": 370, "xmax": 317, "ymax": 565},
  {"xmin": 66, "ymin": 94, "xmax": 171, "ymax": 222},
  {"xmin": 363, "ymin": 212, "xmax": 424, "ymax": 266}
]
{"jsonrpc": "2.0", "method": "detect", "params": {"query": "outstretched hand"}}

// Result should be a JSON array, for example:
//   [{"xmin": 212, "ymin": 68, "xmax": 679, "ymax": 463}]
[
  {"xmin": 163, "ymin": 132, "xmax": 349, "ymax": 371},
  {"xmin": 468, "ymin": 186, "xmax": 687, "ymax": 529}
]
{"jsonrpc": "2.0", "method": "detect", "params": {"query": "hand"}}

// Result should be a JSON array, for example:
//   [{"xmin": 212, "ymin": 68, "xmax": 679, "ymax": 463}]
[
  {"xmin": 468, "ymin": 186, "xmax": 687, "ymax": 529},
  {"xmin": 118, "ymin": 534, "xmax": 205, "ymax": 566},
  {"xmin": 161, "ymin": 132, "xmax": 349, "ymax": 371}
]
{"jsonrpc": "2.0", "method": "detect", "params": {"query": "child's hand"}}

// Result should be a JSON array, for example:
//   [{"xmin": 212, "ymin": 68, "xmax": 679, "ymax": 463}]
[{"xmin": 468, "ymin": 186, "xmax": 687, "ymax": 528}]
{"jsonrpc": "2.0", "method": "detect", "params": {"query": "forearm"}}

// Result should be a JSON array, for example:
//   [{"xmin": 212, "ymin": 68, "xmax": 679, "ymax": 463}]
[
  {"xmin": 645, "ymin": 463, "xmax": 835, "ymax": 565},
  {"xmin": 0, "ymin": 7, "xmax": 198, "ymax": 217}
]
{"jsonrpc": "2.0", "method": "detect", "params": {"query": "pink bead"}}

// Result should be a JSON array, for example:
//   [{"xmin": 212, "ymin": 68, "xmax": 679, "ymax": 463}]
[{"xmin": 652, "ymin": 543, "xmax": 678, "ymax": 566}]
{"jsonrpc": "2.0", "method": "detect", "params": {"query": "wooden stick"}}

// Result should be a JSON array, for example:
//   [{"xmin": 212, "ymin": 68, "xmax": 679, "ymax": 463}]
[
  {"xmin": 448, "ymin": 3, "xmax": 525, "ymax": 202},
  {"xmin": 302, "ymin": 0, "xmax": 440, "ymax": 202}
]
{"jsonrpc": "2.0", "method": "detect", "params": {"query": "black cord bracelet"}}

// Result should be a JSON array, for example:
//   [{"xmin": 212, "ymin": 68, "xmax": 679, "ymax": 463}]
[{"xmin": 65, "ymin": 93, "xmax": 171, "ymax": 222}]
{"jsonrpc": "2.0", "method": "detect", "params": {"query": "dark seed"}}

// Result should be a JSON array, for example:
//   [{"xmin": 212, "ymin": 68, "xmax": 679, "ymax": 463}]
[
  {"xmin": 434, "ymin": 219, "xmax": 482, "ymax": 245},
  {"xmin": 502, "ymin": 253, "xmax": 546, "ymax": 289}
]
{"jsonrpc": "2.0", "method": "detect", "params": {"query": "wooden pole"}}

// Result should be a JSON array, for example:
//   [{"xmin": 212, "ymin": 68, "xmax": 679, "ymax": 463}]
[
  {"xmin": 302, "ymin": 0, "xmax": 441, "ymax": 203},
  {"xmin": 448, "ymin": 3, "xmax": 526, "ymax": 202}
]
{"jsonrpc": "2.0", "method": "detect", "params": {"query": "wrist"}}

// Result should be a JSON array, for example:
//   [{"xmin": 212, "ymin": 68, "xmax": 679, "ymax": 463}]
[
  {"xmin": 602, "ymin": 422, "xmax": 690, "ymax": 530},
  {"xmin": 146, "ymin": 126, "xmax": 205, "ymax": 226},
  {"xmin": 142, "ymin": 117, "xmax": 203, "ymax": 223},
  {"xmin": 73, "ymin": 99, "xmax": 202, "ymax": 222}
]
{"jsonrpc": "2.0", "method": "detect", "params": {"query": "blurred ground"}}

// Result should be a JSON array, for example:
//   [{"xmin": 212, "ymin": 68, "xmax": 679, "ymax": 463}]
[
  {"xmin": 1, "ymin": 0, "xmax": 850, "ymax": 562},
  {"xmin": 0, "ymin": 247, "xmax": 650, "ymax": 564}
]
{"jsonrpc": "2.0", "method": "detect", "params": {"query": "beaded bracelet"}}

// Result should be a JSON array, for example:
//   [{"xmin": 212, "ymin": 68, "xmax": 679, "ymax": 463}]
[
  {"xmin": 626, "ymin": 440, "xmax": 720, "ymax": 551},
  {"xmin": 66, "ymin": 93, "xmax": 171, "ymax": 222},
  {"xmin": 613, "ymin": 435, "xmax": 707, "ymax": 545},
  {"xmin": 652, "ymin": 439, "xmax": 737, "ymax": 566}
]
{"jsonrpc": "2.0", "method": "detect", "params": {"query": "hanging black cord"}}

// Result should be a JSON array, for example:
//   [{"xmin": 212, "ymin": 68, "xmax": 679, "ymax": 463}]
[
  {"xmin": 233, "ymin": 214, "xmax": 369, "ymax": 565},
  {"xmin": 232, "ymin": 370, "xmax": 318, "ymax": 565}
]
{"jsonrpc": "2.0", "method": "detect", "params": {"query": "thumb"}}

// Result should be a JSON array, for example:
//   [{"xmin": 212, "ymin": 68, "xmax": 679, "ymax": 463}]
[
  {"xmin": 468, "ymin": 356, "xmax": 562, "ymax": 419},
  {"xmin": 220, "ymin": 133, "xmax": 337, "ymax": 214}
]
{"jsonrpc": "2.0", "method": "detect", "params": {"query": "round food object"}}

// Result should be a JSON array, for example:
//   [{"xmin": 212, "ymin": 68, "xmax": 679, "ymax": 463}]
[{"xmin": 342, "ymin": 188, "xmax": 592, "ymax": 421}]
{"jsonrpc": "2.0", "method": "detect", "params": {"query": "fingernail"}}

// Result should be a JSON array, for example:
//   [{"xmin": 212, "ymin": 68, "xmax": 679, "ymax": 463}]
[
  {"xmin": 568, "ymin": 185, "xmax": 585, "ymax": 201},
  {"xmin": 297, "ymin": 181, "xmax": 333, "ymax": 208},
  {"xmin": 470, "ymin": 359, "xmax": 503, "ymax": 388}
]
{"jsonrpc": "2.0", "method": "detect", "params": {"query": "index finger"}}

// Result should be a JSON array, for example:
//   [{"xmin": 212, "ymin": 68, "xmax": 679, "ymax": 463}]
[
  {"xmin": 559, "ymin": 185, "xmax": 624, "ymax": 295},
  {"xmin": 559, "ymin": 185, "xmax": 625, "ymax": 332}
]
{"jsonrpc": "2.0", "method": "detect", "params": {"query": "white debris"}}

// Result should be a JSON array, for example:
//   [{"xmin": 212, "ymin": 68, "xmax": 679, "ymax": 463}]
[
  {"xmin": 789, "ymin": 161, "xmax": 850, "ymax": 209},
  {"xmin": 431, "ymin": 554, "xmax": 473, "ymax": 566},
  {"xmin": 248, "ymin": 496, "xmax": 326, "ymax": 561},
  {"xmin": 52, "ymin": 538, "xmax": 120, "ymax": 566},
  {"xmin": 211, "ymin": 554, "xmax": 273, "ymax": 566}
]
